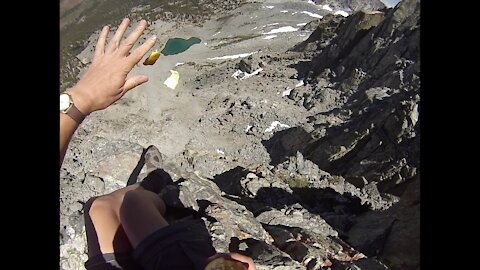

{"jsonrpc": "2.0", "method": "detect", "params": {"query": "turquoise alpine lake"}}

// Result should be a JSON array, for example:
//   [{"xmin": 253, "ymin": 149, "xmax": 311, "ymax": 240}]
[{"xmin": 161, "ymin": 37, "xmax": 201, "ymax": 56}]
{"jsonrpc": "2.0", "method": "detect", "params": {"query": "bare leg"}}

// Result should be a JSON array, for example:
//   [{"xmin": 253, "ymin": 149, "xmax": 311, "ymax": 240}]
[
  {"xmin": 84, "ymin": 183, "xmax": 146, "ymax": 257},
  {"xmin": 84, "ymin": 167, "xmax": 172, "ymax": 257},
  {"xmin": 119, "ymin": 189, "xmax": 169, "ymax": 248}
]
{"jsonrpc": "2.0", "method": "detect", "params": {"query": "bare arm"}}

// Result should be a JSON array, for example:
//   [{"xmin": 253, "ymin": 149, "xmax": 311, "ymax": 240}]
[{"xmin": 60, "ymin": 18, "xmax": 157, "ymax": 166}]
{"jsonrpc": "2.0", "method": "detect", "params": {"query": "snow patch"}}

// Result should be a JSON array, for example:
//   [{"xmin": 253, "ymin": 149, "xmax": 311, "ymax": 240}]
[
  {"xmin": 245, "ymin": 125, "xmax": 253, "ymax": 133},
  {"xmin": 301, "ymin": 11, "xmax": 323, "ymax": 19},
  {"xmin": 282, "ymin": 88, "xmax": 292, "ymax": 97},
  {"xmin": 281, "ymin": 10, "xmax": 289, "ymax": 13},
  {"xmin": 213, "ymin": 31, "xmax": 221, "ymax": 37},
  {"xmin": 297, "ymin": 22, "xmax": 308, "ymax": 26},
  {"xmin": 263, "ymin": 26, "xmax": 298, "ymax": 35},
  {"xmin": 334, "ymin": 10, "xmax": 349, "ymax": 17},
  {"xmin": 216, "ymin": 149, "xmax": 225, "ymax": 155},
  {"xmin": 267, "ymin": 23, "xmax": 279, "ymax": 26},
  {"xmin": 321, "ymin": 4, "xmax": 333, "ymax": 11},
  {"xmin": 232, "ymin": 70, "xmax": 242, "ymax": 78},
  {"xmin": 265, "ymin": 5, "xmax": 274, "ymax": 9},
  {"xmin": 295, "ymin": 81, "xmax": 304, "ymax": 87},
  {"xmin": 208, "ymin": 51, "xmax": 257, "ymax": 60},
  {"xmin": 244, "ymin": 68, "xmax": 263, "ymax": 80},
  {"xmin": 263, "ymin": 35, "xmax": 277, "ymax": 40},
  {"xmin": 264, "ymin": 121, "xmax": 290, "ymax": 133},
  {"xmin": 175, "ymin": 62, "xmax": 184, "ymax": 67},
  {"xmin": 232, "ymin": 68, "xmax": 263, "ymax": 80}
]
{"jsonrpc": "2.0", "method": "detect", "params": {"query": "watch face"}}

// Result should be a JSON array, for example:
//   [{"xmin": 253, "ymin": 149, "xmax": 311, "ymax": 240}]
[{"xmin": 60, "ymin": 93, "xmax": 71, "ymax": 111}]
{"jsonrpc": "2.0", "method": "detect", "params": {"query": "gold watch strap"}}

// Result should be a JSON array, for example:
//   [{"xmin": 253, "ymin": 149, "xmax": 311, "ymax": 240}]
[{"xmin": 66, "ymin": 103, "xmax": 85, "ymax": 124}]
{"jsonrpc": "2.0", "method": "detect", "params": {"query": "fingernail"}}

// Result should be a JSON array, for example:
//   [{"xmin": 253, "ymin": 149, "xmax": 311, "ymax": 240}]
[
  {"xmin": 124, "ymin": 18, "xmax": 130, "ymax": 23},
  {"xmin": 151, "ymin": 35, "xmax": 157, "ymax": 40},
  {"xmin": 140, "ymin": 20, "xmax": 147, "ymax": 26}
]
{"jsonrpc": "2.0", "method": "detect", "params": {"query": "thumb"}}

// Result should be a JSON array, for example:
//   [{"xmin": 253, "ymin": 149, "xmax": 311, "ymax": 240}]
[{"xmin": 123, "ymin": 75, "xmax": 149, "ymax": 92}]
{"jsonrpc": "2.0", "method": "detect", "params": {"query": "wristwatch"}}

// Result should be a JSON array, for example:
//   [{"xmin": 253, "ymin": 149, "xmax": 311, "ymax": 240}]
[{"xmin": 60, "ymin": 92, "xmax": 85, "ymax": 123}]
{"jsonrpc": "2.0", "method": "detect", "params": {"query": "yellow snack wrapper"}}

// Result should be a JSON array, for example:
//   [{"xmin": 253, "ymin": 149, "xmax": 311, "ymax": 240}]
[{"xmin": 143, "ymin": 50, "xmax": 160, "ymax": 65}]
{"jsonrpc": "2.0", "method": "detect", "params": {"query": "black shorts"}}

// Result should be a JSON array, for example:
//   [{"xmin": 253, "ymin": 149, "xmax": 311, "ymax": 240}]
[{"xmin": 85, "ymin": 220, "xmax": 217, "ymax": 270}]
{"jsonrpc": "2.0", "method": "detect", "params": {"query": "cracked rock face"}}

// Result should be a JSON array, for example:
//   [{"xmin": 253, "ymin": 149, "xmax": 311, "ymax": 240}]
[{"xmin": 60, "ymin": 0, "xmax": 419, "ymax": 269}]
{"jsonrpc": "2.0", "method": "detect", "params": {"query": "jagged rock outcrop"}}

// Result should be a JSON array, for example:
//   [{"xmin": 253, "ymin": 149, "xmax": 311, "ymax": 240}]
[
  {"xmin": 259, "ymin": 0, "xmax": 419, "ymax": 268},
  {"xmin": 291, "ymin": 14, "xmax": 344, "ymax": 55},
  {"xmin": 305, "ymin": 0, "xmax": 419, "ymax": 90},
  {"xmin": 297, "ymin": 0, "xmax": 420, "ymax": 195},
  {"xmin": 278, "ymin": 1, "xmax": 419, "ymax": 269},
  {"xmin": 238, "ymin": 54, "xmax": 265, "ymax": 73}
]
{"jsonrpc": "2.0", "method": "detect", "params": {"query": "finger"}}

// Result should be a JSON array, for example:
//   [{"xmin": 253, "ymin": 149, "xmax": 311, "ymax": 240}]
[
  {"xmin": 122, "ymin": 75, "xmax": 149, "ymax": 93},
  {"xmin": 119, "ymin": 20, "xmax": 148, "ymax": 55},
  {"xmin": 106, "ymin": 18, "xmax": 130, "ymax": 53},
  {"xmin": 94, "ymin": 25, "xmax": 109, "ymax": 58},
  {"xmin": 127, "ymin": 35, "xmax": 157, "ymax": 67},
  {"xmin": 229, "ymin": 253, "xmax": 255, "ymax": 270}
]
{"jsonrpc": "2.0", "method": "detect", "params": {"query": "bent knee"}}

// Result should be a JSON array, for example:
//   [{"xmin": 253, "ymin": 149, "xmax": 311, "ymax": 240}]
[
  {"xmin": 121, "ymin": 190, "xmax": 166, "ymax": 216},
  {"xmin": 84, "ymin": 195, "xmax": 116, "ymax": 218},
  {"xmin": 121, "ymin": 190, "xmax": 145, "ymax": 205}
]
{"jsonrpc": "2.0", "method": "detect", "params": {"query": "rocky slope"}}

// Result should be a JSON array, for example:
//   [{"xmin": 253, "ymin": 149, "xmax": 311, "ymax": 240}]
[{"xmin": 60, "ymin": 0, "xmax": 419, "ymax": 269}]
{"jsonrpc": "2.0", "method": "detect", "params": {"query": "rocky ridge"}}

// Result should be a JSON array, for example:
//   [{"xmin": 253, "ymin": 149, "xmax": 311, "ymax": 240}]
[{"xmin": 60, "ymin": 0, "xmax": 419, "ymax": 269}]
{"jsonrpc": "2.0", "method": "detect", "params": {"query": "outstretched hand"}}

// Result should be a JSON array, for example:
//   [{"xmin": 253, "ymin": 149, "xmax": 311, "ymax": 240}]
[{"xmin": 68, "ymin": 18, "xmax": 156, "ymax": 115}]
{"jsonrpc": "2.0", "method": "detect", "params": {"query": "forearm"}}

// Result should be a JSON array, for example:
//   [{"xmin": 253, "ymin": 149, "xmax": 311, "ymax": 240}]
[
  {"xmin": 60, "ymin": 87, "xmax": 92, "ymax": 167},
  {"xmin": 60, "ymin": 112, "xmax": 80, "ymax": 166}
]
